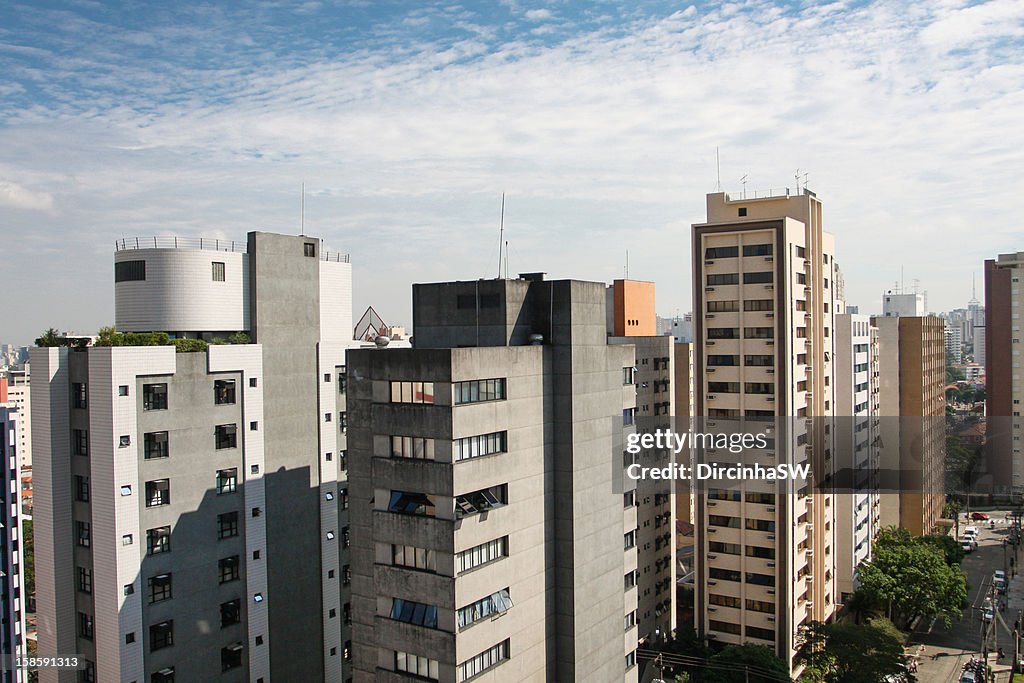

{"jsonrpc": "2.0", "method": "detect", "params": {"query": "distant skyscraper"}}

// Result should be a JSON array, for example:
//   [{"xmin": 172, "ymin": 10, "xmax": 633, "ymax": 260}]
[{"xmin": 985, "ymin": 253, "xmax": 1024, "ymax": 491}]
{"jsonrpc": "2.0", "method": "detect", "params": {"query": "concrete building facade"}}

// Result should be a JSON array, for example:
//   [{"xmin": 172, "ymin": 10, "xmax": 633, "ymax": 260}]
[
  {"xmin": 985, "ymin": 253, "xmax": 1024, "ymax": 491},
  {"xmin": 881, "ymin": 291, "xmax": 926, "ymax": 318},
  {"xmin": 0, "ymin": 406, "xmax": 27, "ymax": 683}
]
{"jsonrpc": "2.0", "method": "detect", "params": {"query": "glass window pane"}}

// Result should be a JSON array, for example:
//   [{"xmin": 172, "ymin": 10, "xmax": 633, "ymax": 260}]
[{"xmin": 391, "ymin": 382, "xmax": 401, "ymax": 402}]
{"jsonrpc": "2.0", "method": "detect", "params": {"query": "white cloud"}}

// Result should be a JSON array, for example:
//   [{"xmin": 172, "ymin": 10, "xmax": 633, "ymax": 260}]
[
  {"xmin": 524, "ymin": 8, "xmax": 552, "ymax": 21},
  {"xmin": 0, "ymin": 180, "xmax": 56, "ymax": 213}
]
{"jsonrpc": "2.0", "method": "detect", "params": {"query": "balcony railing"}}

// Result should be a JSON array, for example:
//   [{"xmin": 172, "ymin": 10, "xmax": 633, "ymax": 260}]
[{"xmin": 115, "ymin": 235, "xmax": 350, "ymax": 262}]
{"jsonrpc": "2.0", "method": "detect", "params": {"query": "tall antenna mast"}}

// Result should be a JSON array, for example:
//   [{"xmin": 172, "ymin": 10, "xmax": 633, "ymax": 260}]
[
  {"xmin": 625, "ymin": 250, "xmax": 629, "ymax": 279},
  {"xmin": 497, "ymin": 193, "xmax": 505, "ymax": 279},
  {"xmin": 740, "ymin": 174, "xmax": 748, "ymax": 199},
  {"xmin": 794, "ymin": 168, "xmax": 800, "ymax": 194},
  {"xmin": 300, "ymin": 182, "xmax": 305, "ymax": 235},
  {"xmin": 715, "ymin": 147, "xmax": 721, "ymax": 192},
  {"xmin": 504, "ymin": 241, "xmax": 509, "ymax": 281}
]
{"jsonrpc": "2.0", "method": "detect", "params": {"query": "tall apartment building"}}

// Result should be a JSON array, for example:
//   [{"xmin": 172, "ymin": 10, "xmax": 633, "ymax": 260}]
[
  {"xmin": 881, "ymin": 291, "xmax": 926, "ymax": 317},
  {"xmin": 833, "ymin": 313, "xmax": 880, "ymax": 601},
  {"xmin": 2, "ymin": 370, "xmax": 32, "ymax": 471},
  {"xmin": 691, "ymin": 189, "xmax": 838, "ymax": 671},
  {"xmin": 608, "ymin": 279, "xmax": 677, "ymax": 643},
  {"xmin": 985, "ymin": 253, "xmax": 1024, "ymax": 490},
  {"xmin": 945, "ymin": 324, "xmax": 963, "ymax": 364},
  {"xmin": 0, "ymin": 406, "xmax": 27, "ymax": 683},
  {"xmin": 347, "ymin": 275, "xmax": 640, "ymax": 682},
  {"xmin": 33, "ymin": 233, "xmax": 354, "ymax": 682},
  {"xmin": 873, "ymin": 316, "xmax": 946, "ymax": 534}
]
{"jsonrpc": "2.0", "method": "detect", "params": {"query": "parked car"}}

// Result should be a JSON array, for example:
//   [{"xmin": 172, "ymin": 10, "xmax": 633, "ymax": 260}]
[
  {"xmin": 995, "ymin": 569, "xmax": 1007, "ymax": 581},
  {"xmin": 972, "ymin": 512, "xmax": 991, "ymax": 520},
  {"xmin": 960, "ymin": 670, "xmax": 977, "ymax": 683},
  {"xmin": 961, "ymin": 540, "xmax": 974, "ymax": 553},
  {"xmin": 983, "ymin": 607, "xmax": 994, "ymax": 623},
  {"xmin": 965, "ymin": 526, "xmax": 979, "ymax": 538}
]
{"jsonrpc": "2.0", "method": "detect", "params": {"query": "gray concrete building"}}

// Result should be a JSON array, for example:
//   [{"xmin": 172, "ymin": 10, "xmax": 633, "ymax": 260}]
[
  {"xmin": 0, "ymin": 406, "xmax": 27, "ymax": 683},
  {"xmin": 347, "ymin": 275, "xmax": 640, "ymax": 682},
  {"xmin": 32, "ymin": 233, "xmax": 355, "ymax": 682}
]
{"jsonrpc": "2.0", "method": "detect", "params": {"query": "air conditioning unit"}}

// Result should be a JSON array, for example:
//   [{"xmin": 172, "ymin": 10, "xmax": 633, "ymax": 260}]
[
  {"xmin": 708, "ymin": 395, "xmax": 717, "ymax": 400},
  {"xmin": 706, "ymin": 313, "xmax": 716, "ymax": 318},
  {"xmin": 765, "ymin": 256, "xmax": 774, "ymax": 262},
  {"xmin": 706, "ymin": 287, "xmax": 716, "ymax": 292},
  {"xmin": 706, "ymin": 260, "xmax": 715, "ymax": 265}
]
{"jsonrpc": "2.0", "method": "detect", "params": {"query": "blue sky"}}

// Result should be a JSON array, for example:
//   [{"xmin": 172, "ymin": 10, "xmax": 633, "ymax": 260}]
[{"xmin": 2, "ymin": 0, "xmax": 1023, "ymax": 344}]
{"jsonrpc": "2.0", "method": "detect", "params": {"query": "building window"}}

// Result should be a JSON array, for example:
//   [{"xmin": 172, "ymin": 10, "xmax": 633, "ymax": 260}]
[
  {"xmin": 249, "ymin": 377, "xmax": 257, "ymax": 388},
  {"xmin": 390, "ymin": 435, "xmax": 436, "ymax": 460},
  {"xmin": 78, "ymin": 660, "xmax": 96, "ymax": 683},
  {"xmin": 707, "ymin": 273, "xmax": 739, "ymax": 286},
  {"xmin": 219, "ymin": 555, "xmax": 240, "ymax": 583},
  {"xmin": 72, "ymin": 382, "xmax": 87, "ymax": 409},
  {"xmin": 215, "ymin": 379, "xmax": 236, "ymax": 405},
  {"xmin": 705, "ymin": 246, "xmax": 739, "ymax": 259},
  {"xmin": 625, "ymin": 571, "xmax": 638, "ymax": 589},
  {"xmin": 625, "ymin": 610, "xmax": 637, "ymax": 630},
  {"xmin": 216, "ymin": 468, "xmax": 238, "ymax": 494},
  {"xmin": 338, "ymin": 368, "xmax": 348, "ymax": 393},
  {"xmin": 75, "ymin": 475, "xmax": 90, "ymax": 502},
  {"xmin": 457, "ymin": 536, "xmax": 508, "ymax": 574},
  {"xmin": 454, "ymin": 484, "xmax": 507, "ymax": 518},
  {"xmin": 395, "ymin": 650, "xmax": 439, "ymax": 681},
  {"xmin": 746, "ymin": 625, "xmax": 775, "ymax": 641},
  {"xmin": 743, "ymin": 243, "xmax": 772, "ymax": 256},
  {"xmin": 212, "ymin": 261, "xmax": 226, "ymax": 282},
  {"xmin": 388, "ymin": 491, "xmax": 436, "ymax": 517},
  {"xmin": 215, "ymin": 424, "xmax": 237, "ymax": 449},
  {"xmin": 453, "ymin": 378, "xmax": 506, "ymax": 404},
  {"xmin": 222, "ymin": 643, "xmax": 244, "ymax": 671},
  {"xmin": 339, "ymin": 411, "xmax": 347, "ymax": 432},
  {"xmin": 76, "ymin": 521, "xmax": 91, "ymax": 547},
  {"xmin": 143, "ymin": 383, "xmax": 168, "ymax": 411},
  {"xmin": 458, "ymin": 639, "xmax": 510, "ymax": 680},
  {"xmin": 454, "ymin": 431, "xmax": 507, "ymax": 461},
  {"xmin": 389, "ymin": 598, "xmax": 439, "ymax": 628},
  {"xmin": 148, "ymin": 574, "xmax": 172, "ymax": 603},
  {"xmin": 149, "ymin": 620, "xmax": 174, "ymax": 651},
  {"xmin": 624, "ymin": 530, "xmax": 636, "ymax": 549},
  {"xmin": 150, "ymin": 667, "xmax": 175, "ymax": 683},
  {"xmin": 124, "ymin": 584, "xmax": 135, "ymax": 596},
  {"xmin": 126, "ymin": 632, "xmax": 135, "ymax": 644},
  {"xmin": 623, "ymin": 408, "xmax": 635, "ymax": 426},
  {"xmin": 304, "ymin": 242, "xmax": 316, "ymax": 257},
  {"xmin": 115, "ymin": 259, "xmax": 146, "ymax": 282},
  {"xmin": 389, "ymin": 381, "xmax": 436, "ymax": 404},
  {"xmin": 77, "ymin": 566, "xmax": 92, "ymax": 594},
  {"xmin": 218, "ymin": 511, "xmax": 239, "ymax": 539},
  {"xmin": 744, "ymin": 327, "xmax": 774, "ymax": 339},
  {"xmin": 743, "ymin": 271, "xmax": 773, "ymax": 284},
  {"xmin": 119, "ymin": 385, "xmax": 129, "ymax": 396},
  {"xmin": 707, "ymin": 327, "xmax": 739, "ymax": 339},
  {"xmin": 74, "ymin": 429, "xmax": 89, "ymax": 456},
  {"xmin": 145, "ymin": 479, "xmax": 170, "ymax": 507},
  {"xmin": 78, "ymin": 612, "xmax": 94, "ymax": 640},
  {"xmin": 392, "ymin": 544, "xmax": 437, "ymax": 572},
  {"xmin": 744, "ymin": 299, "xmax": 774, "ymax": 311},
  {"xmin": 623, "ymin": 366, "xmax": 636, "ymax": 385},
  {"xmin": 147, "ymin": 526, "xmax": 171, "ymax": 555},
  {"xmin": 707, "ymin": 300, "xmax": 739, "ymax": 312},
  {"xmin": 144, "ymin": 431, "xmax": 169, "ymax": 459}
]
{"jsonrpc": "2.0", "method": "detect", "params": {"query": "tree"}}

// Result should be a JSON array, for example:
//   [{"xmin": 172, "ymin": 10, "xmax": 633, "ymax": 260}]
[
  {"xmin": 856, "ymin": 527, "xmax": 967, "ymax": 628},
  {"xmin": 844, "ymin": 588, "xmax": 880, "ymax": 625},
  {"xmin": 704, "ymin": 644, "xmax": 789, "ymax": 683},
  {"xmin": 23, "ymin": 519, "xmax": 33, "ymax": 598},
  {"xmin": 796, "ymin": 618, "xmax": 911, "ymax": 683}
]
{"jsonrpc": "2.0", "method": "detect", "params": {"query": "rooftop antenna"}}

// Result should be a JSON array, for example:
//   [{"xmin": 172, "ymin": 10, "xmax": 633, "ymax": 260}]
[
  {"xmin": 740, "ymin": 174, "xmax": 748, "ymax": 199},
  {"xmin": 504, "ymin": 240, "xmax": 509, "ymax": 281},
  {"xmin": 497, "ymin": 193, "xmax": 505, "ymax": 279},
  {"xmin": 715, "ymin": 147, "xmax": 721, "ymax": 192},
  {"xmin": 803, "ymin": 172, "xmax": 809, "ymax": 191},
  {"xmin": 900, "ymin": 265, "xmax": 904, "ymax": 295},
  {"xmin": 794, "ymin": 169, "xmax": 800, "ymax": 194},
  {"xmin": 625, "ymin": 250, "xmax": 629, "ymax": 279},
  {"xmin": 300, "ymin": 182, "xmax": 305, "ymax": 236},
  {"xmin": 912, "ymin": 278, "xmax": 920, "ymax": 294}
]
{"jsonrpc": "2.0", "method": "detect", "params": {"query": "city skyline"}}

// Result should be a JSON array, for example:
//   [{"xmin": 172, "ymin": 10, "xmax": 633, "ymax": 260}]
[{"xmin": 3, "ymin": 0, "xmax": 1023, "ymax": 345}]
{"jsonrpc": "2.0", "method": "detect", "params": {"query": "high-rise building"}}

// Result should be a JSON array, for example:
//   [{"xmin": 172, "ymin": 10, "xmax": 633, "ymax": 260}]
[
  {"xmin": 691, "ymin": 189, "xmax": 838, "ymax": 671},
  {"xmin": 2, "ymin": 369, "xmax": 31, "ymax": 471},
  {"xmin": 881, "ymin": 291, "xmax": 926, "ymax": 317},
  {"xmin": 32, "ymin": 233, "xmax": 355, "ymax": 682},
  {"xmin": 0, "ymin": 405, "xmax": 27, "ymax": 683},
  {"xmin": 873, "ymin": 316, "xmax": 946, "ymax": 534},
  {"xmin": 985, "ymin": 253, "xmax": 1024, "ymax": 491},
  {"xmin": 347, "ymin": 274, "xmax": 640, "ymax": 682},
  {"xmin": 833, "ymin": 313, "xmax": 880, "ymax": 601},
  {"xmin": 657, "ymin": 314, "xmax": 693, "ymax": 343},
  {"xmin": 945, "ymin": 324, "xmax": 963, "ymax": 364}
]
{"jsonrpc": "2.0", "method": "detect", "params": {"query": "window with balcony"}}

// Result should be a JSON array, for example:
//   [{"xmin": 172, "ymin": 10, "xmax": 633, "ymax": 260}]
[{"xmin": 143, "ymin": 383, "xmax": 167, "ymax": 411}]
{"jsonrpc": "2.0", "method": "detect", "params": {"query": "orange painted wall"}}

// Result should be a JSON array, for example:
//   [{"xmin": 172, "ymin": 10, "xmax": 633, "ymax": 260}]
[{"xmin": 613, "ymin": 279, "xmax": 656, "ymax": 336}]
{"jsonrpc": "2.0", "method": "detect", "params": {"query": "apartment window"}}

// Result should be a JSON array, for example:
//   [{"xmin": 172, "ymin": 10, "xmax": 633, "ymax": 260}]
[
  {"xmin": 747, "ymin": 545, "xmax": 776, "ymax": 560},
  {"xmin": 453, "ymin": 378, "xmax": 506, "ymax": 404},
  {"xmin": 624, "ymin": 530, "xmax": 636, "ymax": 549},
  {"xmin": 393, "ymin": 544, "xmax": 437, "ymax": 572},
  {"xmin": 744, "ymin": 327, "xmax": 774, "ymax": 339},
  {"xmin": 73, "ymin": 382, "xmax": 87, "ymax": 409},
  {"xmin": 115, "ymin": 259, "xmax": 146, "ymax": 282},
  {"xmin": 221, "ymin": 599, "xmax": 241, "ymax": 627},
  {"xmin": 707, "ymin": 327, "xmax": 739, "ymax": 339},
  {"xmin": 747, "ymin": 626, "xmax": 776, "ymax": 641},
  {"xmin": 746, "ymin": 598, "xmax": 775, "ymax": 613},
  {"xmin": 708, "ymin": 382, "xmax": 740, "ymax": 393},
  {"xmin": 390, "ymin": 381, "xmax": 436, "ymax": 404},
  {"xmin": 214, "ymin": 379, "xmax": 236, "ymax": 405},
  {"xmin": 148, "ymin": 574, "xmax": 172, "ymax": 603},
  {"xmin": 219, "ymin": 556, "xmax": 240, "ymax": 583},
  {"xmin": 149, "ymin": 620, "xmax": 174, "ymax": 651},
  {"xmin": 340, "ymin": 412, "xmax": 347, "ymax": 432},
  {"xmin": 395, "ymin": 650, "xmax": 439, "ymax": 681},
  {"xmin": 79, "ymin": 660, "xmax": 96, "ymax": 683},
  {"xmin": 626, "ymin": 651, "xmax": 637, "ymax": 670},
  {"xmin": 454, "ymin": 484, "xmax": 507, "ymax": 518},
  {"xmin": 222, "ymin": 643, "xmax": 244, "ymax": 671},
  {"xmin": 75, "ymin": 475, "xmax": 90, "ymax": 502},
  {"xmin": 145, "ymin": 479, "xmax": 170, "ymax": 507},
  {"xmin": 147, "ymin": 526, "xmax": 171, "ymax": 555},
  {"xmin": 624, "ymin": 490, "xmax": 636, "ymax": 508},
  {"xmin": 744, "ymin": 355, "xmax": 774, "ymax": 367},
  {"xmin": 457, "ymin": 588, "xmax": 513, "ymax": 629},
  {"xmin": 151, "ymin": 668, "xmax": 175, "ymax": 683},
  {"xmin": 249, "ymin": 377, "xmax": 258, "ymax": 388},
  {"xmin": 623, "ymin": 366, "xmax": 636, "ymax": 385},
  {"xmin": 338, "ymin": 368, "xmax": 348, "ymax": 392},
  {"xmin": 212, "ymin": 261, "xmax": 225, "ymax": 281},
  {"xmin": 77, "ymin": 566, "xmax": 92, "ymax": 594},
  {"xmin": 705, "ymin": 246, "xmax": 738, "ymax": 259},
  {"xmin": 143, "ymin": 383, "xmax": 168, "ymax": 411},
  {"xmin": 389, "ymin": 435, "xmax": 435, "ymax": 460},
  {"xmin": 708, "ymin": 515, "xmax": 741, "ymax": 529},
  {"xmin": 457, "ymin": 536, "xmax": 508, "ymax": 574},
  {"xmin": 743, "ymin": 244, "xmax": 773, "ymax": 256},
  {"xmin": 340, "ymin": 488, "xmax": 349, "ymax": 509},
  {"xmin": 216, "ymin": 468, "xmax": 238, "ymax": 494},
  {"xmin": 745, "ymin": 492, "xmax": 775, "ymax": 504},
  {"xmin": 623, "ymin": 408, "xmax": 635, "ymax": 426},
  {"xmin": 707, "ymin": 273, "xmax": 739, "ymax": 286},
  {"xmin": 388, "ymin": 491, "xmax": 436, "ymax": 517},
  {"xmin": 625, "ymin": 570, "xmax": 638, "ymax": 589},
  {"xmin": 745, "ymin": 382, "xmax": 774, "ymax": 395},
  {"xmin": 144, "ymin": 431, "xmax": 169, "ymax": 459},
  {"xmin": 74, "ymin": 429, "xmax": 89, "ymax": 456},
  {"xmin": 78, "ymin": 612, "xmax": 94, "ymax": 640},
  {"xmin": 745, "ymin": 518, "xmax": 775, "ymax": 532},
  {"xmin": 796, "ymin": 272, "xmax": 807, "ymax": 285},
  {"xmin": 746, "ymin": 572, "xmax": 775, "ymax": 587},
  {"xmin": 743, "ymin": 272, "xmax": 773, "ymax": 284},
  {"xmin": 707, "ymin": 355, "xmax": 739, "ymax": 366},
  {"xmin": 708, "ymin": 488, "xmax": 741, "ymax": 501},
  {"xmin": 215, "ymin": 424, "xmax": 237, "ymax": 449},
  {"xmin": 459, "ymin": 639, "xmax": 511, "ymax": 680},
  {"xmin": 709, "ymin": 568, "xmax": 741, "ymax": 582},
  {"xmin": 707, "ymin": 300, "xmax": 739, "ymax": 312},
  {"xmin": 744, "ymin": 299, "xmax": 774, "ymax": 311},
  {"xmin": 304, "ymin": 241, "xmax": 316, "ymax": 257},
  {"xmin": 795, "ymin": 246, "xmax": 806, "ymax": 258},
  {"xmin": 454, "ymin": 431, "xmax": 507, "ymax": 461},
  {"xmin": 389, "ymin": 598, "xmax": 439, "ymax": 628},
  {"xmin": 709, "ymin": 594, "xmax": 742, "ymax": 608},
  {"xmin": 218, "ymin": 511, "xmax": 239, "ymax": 539}
]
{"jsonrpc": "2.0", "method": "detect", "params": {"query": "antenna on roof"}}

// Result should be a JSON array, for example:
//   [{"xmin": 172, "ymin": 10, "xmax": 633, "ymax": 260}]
[
  {"xmin": 715, "ymin": 147, "xmax": 721, "ymax": 192},
  {"xmin": 300, "ymin": 182, "xmax": 305, "ymax": 236},
  {"xmin": 794, "ymin": 169, "xmax": 800, "ymax": 194},
  {"xmin": 497, "ymin": 193, "xmax": 505, "ymax": 279},
  {"xmin": 625, "ymin": 250, "xmax": 629, "ymax": 279},
  {"xmin": 740, "ymin": 174, "xmax": 748, "ymax": 199},
  {"xmin": 504, "ymin": 240, "xmax": 509, "ymax": 281}
]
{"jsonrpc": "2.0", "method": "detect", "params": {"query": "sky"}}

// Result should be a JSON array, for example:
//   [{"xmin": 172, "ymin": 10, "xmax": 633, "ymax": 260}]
[{"xmin": 1, "ymin": 0, "xmax": 1023, "ymax": 346}]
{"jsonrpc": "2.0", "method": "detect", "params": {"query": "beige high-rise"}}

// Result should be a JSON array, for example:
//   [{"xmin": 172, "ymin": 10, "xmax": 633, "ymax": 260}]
[{"xmin": 691, "ymin": 190, "xmax": 838, "ymax": 671}]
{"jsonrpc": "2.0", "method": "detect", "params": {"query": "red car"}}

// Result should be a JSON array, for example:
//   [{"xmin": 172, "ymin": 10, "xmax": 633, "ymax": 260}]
[{"xmin": 972, "ymin": 512, "xmax": 991, "ymax": 520}]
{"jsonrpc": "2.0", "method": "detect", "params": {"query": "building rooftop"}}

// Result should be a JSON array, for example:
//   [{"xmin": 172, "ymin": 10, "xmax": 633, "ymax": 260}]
[{"xmin": 115, "ymin": 235, "xmax": 350, "ymax": 262}]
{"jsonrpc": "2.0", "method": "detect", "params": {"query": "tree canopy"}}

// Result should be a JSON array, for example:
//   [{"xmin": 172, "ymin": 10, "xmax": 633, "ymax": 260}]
[{"xmin": 796, "ymin": 618, "xmax": 911, "ymax": 683}]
